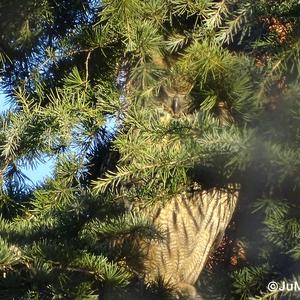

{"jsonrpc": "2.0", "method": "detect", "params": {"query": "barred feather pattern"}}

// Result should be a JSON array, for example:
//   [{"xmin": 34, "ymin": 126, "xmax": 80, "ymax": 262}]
[{"xmin": 138, "ymin": 186, "xmax": 239, "ymax": 298}]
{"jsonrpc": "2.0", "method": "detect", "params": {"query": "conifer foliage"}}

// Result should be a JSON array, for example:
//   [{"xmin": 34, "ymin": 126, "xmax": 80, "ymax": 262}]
[{"xmin": 0, "ymin": 0, "xmax": 300, "ymax": 299}]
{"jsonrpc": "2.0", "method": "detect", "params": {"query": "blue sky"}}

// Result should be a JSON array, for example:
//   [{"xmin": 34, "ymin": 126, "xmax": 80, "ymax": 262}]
[{"xmin": 0, "ymin": 91, "xmax": 55, "ymax": 186}]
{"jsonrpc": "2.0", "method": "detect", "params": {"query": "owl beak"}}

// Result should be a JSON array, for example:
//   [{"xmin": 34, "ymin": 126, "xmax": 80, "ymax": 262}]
[{"xmin": 172, "ymin": 96, "xmax": 180, "ymax": 114}]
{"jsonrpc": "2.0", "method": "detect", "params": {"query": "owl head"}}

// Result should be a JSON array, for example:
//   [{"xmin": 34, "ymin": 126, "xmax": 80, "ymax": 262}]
[
  {"xmin": 157, "ymin": 83, "xmax": 192, "ymax": 117},
  {"xmin": 147, "ymin": 51, "xmax": 193, "ymax": 115}
]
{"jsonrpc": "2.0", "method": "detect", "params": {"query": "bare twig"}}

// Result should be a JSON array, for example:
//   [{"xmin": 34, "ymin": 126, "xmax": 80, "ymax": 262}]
[{"xmin": 85, "ymin": 51, "xmax": 92, "ymax": 90}]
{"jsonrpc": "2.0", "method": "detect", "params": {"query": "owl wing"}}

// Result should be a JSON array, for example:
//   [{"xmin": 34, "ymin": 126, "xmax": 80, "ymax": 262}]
[{"xmin": 141, "ymin": 187, "xmax": 238, "ymax": 286}]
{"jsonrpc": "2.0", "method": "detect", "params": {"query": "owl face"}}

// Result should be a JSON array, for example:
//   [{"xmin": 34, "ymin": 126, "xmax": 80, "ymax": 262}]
[{"xmin": 158, "ymin": 86, "xmax": 190, "ymax": 116}]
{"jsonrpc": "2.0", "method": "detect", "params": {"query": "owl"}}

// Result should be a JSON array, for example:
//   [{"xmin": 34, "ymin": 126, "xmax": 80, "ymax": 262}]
[
  {"xmin": 127, "ymin": 81, "xmax": 239, "ymax": 299},
  {"xmin": 117, "ymin": 53, "xmax": 239, "ymax": 299}
]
